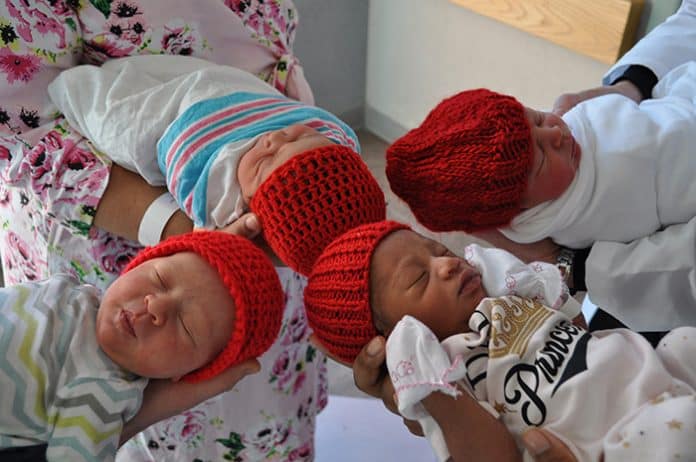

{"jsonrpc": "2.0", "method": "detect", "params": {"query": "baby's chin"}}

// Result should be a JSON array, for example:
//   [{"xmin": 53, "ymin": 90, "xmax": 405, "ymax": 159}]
[{"xmin": 95, "ymin": 323, "xmax": 173, "ymax": 378}]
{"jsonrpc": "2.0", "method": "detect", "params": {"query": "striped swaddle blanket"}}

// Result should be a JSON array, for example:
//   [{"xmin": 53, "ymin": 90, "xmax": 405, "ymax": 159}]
[{"xmin": 158, "ymin": 91, "xmax": 360, "ymax": 227}]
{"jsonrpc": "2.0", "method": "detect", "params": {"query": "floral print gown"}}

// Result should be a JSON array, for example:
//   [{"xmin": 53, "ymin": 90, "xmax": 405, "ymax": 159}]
[{"xmin": 0, "ymin": 1, "xmax": 327, "ymax": 460}]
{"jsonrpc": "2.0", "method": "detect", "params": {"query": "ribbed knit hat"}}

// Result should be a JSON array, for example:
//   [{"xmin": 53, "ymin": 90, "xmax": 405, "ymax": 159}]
[
  {"xmin": 386, "ymin": 88, "xmax": 533, "ymax": 232},
  {"xmin": 304, "ymin": 220, "xmax": 409, "ymax": 364},
  {"xmin": 124, "ymin": 231, "xmax": 284, "ymax": 383},
  {"xmin": 251, "ymin": 145, "xmax": 387, "ymax": 276}
]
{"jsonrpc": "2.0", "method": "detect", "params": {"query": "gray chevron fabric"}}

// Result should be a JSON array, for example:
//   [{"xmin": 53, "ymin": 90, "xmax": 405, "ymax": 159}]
[{"xmin": 0, "ymin": 274, "xmax": 146, "ymax": 462}]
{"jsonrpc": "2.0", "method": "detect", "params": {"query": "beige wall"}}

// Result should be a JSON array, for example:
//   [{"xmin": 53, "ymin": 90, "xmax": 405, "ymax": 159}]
[{"xmin": 365, "ymin": 0, "xmax": 609, "ymax": 142}]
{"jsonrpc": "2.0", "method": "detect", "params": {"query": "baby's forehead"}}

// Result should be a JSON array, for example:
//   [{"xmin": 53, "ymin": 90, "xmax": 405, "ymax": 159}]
[
  {"xmin": 379, "ymin": 229, "xmax": 441, "ymax": 252},
  {"xmin": 371, "ymin": 229, "xmax": 444, "ymax": 276}
]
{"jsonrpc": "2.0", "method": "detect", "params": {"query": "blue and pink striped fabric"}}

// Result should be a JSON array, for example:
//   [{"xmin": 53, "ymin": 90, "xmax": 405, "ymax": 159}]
[{"xmin": 157, "ymin": 91, "xmax": 359, "ymax": 225}]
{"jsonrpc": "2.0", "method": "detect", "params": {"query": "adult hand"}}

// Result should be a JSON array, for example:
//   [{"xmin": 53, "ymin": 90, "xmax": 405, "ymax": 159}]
[
  {"xmin": 311, "ymin": 334, "xmax": 424, "ymax": 436},
  {"xmin": 522, "ymin": 429, "xmax": 582, "ymax": 462},
  {"xmin": 471, "ymin": 229, "xmax": 560, "ymax": 265},
  {"xmin": 552, "ymin": 80, "xmax": 643, "ymax": 116},
  {"xmin": 350, "ymin": 336, "xmax": 424, "ymax": 436},
  {"xmin": 120, "ymin": 359, "xmax": 261, "ymax": 446},
  {"xmin": 212, "ymin": 213, "xmax": 262, "ymax": 239}
]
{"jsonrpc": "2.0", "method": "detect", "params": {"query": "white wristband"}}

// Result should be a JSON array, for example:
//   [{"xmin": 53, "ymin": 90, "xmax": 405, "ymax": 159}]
[{"xmin": 138, "ymin": 192, "xmax": 180, "ymax": 246}]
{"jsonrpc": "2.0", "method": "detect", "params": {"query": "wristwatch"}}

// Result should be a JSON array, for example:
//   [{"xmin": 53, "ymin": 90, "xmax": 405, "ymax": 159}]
[{"xmin": 556, "ymin": 247, "xmax": 575, "ymax": 284}]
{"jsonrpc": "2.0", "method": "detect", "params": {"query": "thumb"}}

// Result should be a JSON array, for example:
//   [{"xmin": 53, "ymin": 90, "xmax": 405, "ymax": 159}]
[
  {"xmin": 236, "ymin": 358, "xmax": 262, "ymax": 378},
  {"xmin": 522, "ymin": 428, "xmax": 577, "ymax": 462}
]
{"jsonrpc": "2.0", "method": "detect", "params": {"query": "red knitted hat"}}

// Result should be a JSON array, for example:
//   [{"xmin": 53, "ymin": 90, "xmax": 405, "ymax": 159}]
[
  {"xmin": 250, "ymin": 145, "xmax": 387, "ymax": 276},
  {"xmin": 304, "ymin": 220, "xmax": 409, "ymax": 364},
  {"xmin": 124, "ymin": 231, "xmax": 284, "ymax": 383},
  {"xmin": 386, "ymin": 88, "xmax": 533, "ymax": 232}
]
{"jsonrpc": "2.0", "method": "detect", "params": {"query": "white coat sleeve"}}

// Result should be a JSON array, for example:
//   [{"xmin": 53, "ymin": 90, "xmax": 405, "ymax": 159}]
[
  {"xmin": 604, "ymin": 0, "xmax": 696, "ymax": 85},
  {"xmin": 586, "ymin": 214, "xmax": 696, "ymax": 331}
]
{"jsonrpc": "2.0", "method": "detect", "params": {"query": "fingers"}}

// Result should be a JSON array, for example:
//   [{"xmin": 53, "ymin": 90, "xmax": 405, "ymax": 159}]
[
  {"xmin": 403, "ymin": 417, "xmax": 424, "ymax": 437},
  {"xmin": 552, "ymin": 82, "xmax": 643, "ymax": 117},
  {"xmin": 522, "ymin": 429, "xmax": 578, "ymax": 462},
  {"xmin": 221, "ymin": 358, "xmax": 261, "ymax": 384},
  {"xmin": 352, "ymin": 336, "xmax": 401, "ymax": 415},
  {"xmin": 183, "ymin": 359, "xmax": 261, "ymax": 402},
  {"xmin": 218, "ymin": 213, "xmax": 261, "ymax": 239},
  {"xmin": 551, "ymin": 93, "xmax": 583, "ymax": 116},
  {"xmin": 352, "ymin": 336, "xmax": 387, "ymax": 398}
]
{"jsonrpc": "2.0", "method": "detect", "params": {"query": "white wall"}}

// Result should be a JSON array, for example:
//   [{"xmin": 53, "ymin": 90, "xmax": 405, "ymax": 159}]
[
  {"xmin": 365, "ymin": 0, "xmax": 609, "ymax": 142},
  {"xmin": 294, "ymin": 0, "xmax": 369, "ymax": 127}
]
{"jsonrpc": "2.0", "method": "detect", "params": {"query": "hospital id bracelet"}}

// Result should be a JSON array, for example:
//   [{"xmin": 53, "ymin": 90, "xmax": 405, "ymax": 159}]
[
  {"xmin": 138, "ymin": 192, "xmax": 180, "ymax": 247},
  {"xmin": 556, "ymin": 246, "xmax": 575, "ymax": 285}
]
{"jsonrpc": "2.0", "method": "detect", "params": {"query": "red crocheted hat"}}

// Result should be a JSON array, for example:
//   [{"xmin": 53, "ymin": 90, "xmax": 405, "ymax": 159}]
[
  {"xmin": 124, "ymin": 231, "xmax": 284, "ymax": 383},
  {"xmin": 386, "ymin": 88, "xmax": 533, "ymax": 232},
  {"xmin": 250, "ymin": 145, "xmax": 387, "ymax": 276},
  {"xmin": 304, "ymin": 220, "xmax": 409, "ymax": 364}
]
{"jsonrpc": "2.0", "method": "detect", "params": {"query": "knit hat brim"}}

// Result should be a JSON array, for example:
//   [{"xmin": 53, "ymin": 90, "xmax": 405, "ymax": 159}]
[
  {"xmin": 304, "ymin": 220, "xmax": 409, "ymax": 364},
  {"xmin": 250, "ymin": 145, "xmax": 386, "ymax": 276}
]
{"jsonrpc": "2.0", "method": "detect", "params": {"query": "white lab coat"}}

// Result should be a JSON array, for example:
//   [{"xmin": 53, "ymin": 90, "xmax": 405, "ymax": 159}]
[{"xmin": 586, "ymin": 0, "xmax": 696, "ymax": 331}]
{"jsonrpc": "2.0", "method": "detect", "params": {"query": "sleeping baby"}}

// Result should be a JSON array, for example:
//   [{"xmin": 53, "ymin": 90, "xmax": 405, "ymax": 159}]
[
  {"xmin": 0, "ymin": 231, "xmax": 284, "ymax": 462},
  {"xmin": 304, "ymin": 220, "xmax": 696, "ymax": 462},
  {"xmin": 48, "ymin": 55, "xmax": 384, "ymax": 275}
]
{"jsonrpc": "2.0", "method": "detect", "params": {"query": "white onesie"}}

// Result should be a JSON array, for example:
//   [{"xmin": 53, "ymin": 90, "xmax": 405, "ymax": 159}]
[{"xmin": 387, "ymin": 244, "xmax": 696, "ymax": 461}]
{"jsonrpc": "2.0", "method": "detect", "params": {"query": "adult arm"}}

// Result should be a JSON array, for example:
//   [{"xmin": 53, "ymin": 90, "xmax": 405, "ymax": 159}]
[
  {"xmin": 553, "ymin": 0, "xmax": 696, "ymax": 115},
  {"xmin": 604, "ymin": 0, "xmax": 696, "ymax": 86},
  {"xmin": 586, "ymin": 216, "xmax": 696, "ymax": 331},
  {"xmin": 352, "ymin": 337, "xmax": 578, "ymax": 462},
  {"xmin": 93, "ymin": 162, "xmax": 265, "ymax": 243},
  {"xmin": 474, "ymin": 219, "xmax": 696, "ymax": 332},
  {"xmin": 93, "ymin": 164, "xmax": 193, "ymax": 242},
  {"xmin": 120, "ymin": 359, "xmax": 260, "ymax": 445},
  {"xmin": 421, "ymin": 391, "xmax": 521, "ymax": 462}
]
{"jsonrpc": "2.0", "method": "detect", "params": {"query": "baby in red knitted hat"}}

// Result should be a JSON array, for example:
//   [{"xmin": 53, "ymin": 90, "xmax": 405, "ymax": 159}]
[
  {"xmin": 388, "ymin": 62, "xmax": 696, "ymax": 249},
  {"xmin": 97, "ymin": 230, "xmax": 284, "ymax": 383},
  {"xmin": 0, "ymin": 230, "xmax": 284, "ymax": 460},
  {"xmin": 304, "ymin": 220, "xmax": 696, "ymax": 462},
  {"xmin": 49, "ymin": 56, "xmax": 384, "ymax": 276}
]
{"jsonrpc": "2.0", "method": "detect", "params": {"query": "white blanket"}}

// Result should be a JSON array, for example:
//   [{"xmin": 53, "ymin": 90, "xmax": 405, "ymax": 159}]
[{"xmin": 501, "ymin": 61, "xmax": 696, "ymax": 248}]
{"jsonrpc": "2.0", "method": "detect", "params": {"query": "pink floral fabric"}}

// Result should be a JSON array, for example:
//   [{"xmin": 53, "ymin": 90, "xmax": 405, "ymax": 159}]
[{"xmin": 0, "ymin": 1, "xmax": 326, "ymax": 460}]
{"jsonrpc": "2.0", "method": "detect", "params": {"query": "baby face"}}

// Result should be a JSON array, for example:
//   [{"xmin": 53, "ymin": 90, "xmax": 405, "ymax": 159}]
[
  {"xmin": 370, "ymin": 230, "xmax": 486, "ymax": 340},
  {"xmin": 237, "ymin": 124, "xmax": 335, "ymax": 202},
  {"xmin": 520, "ymin": 107, "xmax": 581, "ymax": 209},
  {"xmin": 96, "ymin": 252, "xmax": 235, "ymax": 379}
]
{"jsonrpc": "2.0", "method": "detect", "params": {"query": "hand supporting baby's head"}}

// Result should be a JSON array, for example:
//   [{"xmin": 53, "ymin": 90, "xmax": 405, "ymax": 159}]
[
  {"xmin": 250, "ymin": 144, "xmax": 387, "ymax": 276},
  {"xmin": 304, "ymin": 220, "xmax": 486, "ymax": 365},
  {"xmin": 96, "ymin": 231, "xmax": 284, "ymax": 383}
]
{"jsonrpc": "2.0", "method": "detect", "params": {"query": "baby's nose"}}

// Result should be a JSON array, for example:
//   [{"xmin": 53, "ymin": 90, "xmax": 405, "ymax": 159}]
[
  {"xmin": 435, "ymin": 256, "xmax": 461, "ymax": 279},
  {"xmin": 144, "ymin": 295, "xmax": 170, "ymax": 326},
  {"xmin": 542, "ymin": 125, "xmax": 564, "ymax": 149}
]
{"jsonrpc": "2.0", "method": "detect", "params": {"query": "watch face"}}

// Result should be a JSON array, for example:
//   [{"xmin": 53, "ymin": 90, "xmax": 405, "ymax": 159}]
[{"xmin": 556, "ymin": 248, "xmax": 575, "ymax": 282}]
